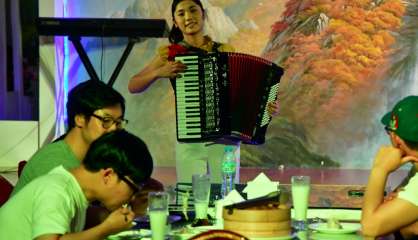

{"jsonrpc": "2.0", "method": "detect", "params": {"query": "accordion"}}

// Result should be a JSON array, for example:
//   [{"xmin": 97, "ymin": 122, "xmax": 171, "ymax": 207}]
[{"xmin": 174, "ymin": 52, "xmax": 283, "ymax": 145}]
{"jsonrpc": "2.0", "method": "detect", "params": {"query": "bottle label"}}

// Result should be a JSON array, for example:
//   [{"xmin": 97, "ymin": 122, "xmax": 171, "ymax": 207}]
[{"xmin": 222, "ymin": 161, "xmax": 236, "ymax": 174}]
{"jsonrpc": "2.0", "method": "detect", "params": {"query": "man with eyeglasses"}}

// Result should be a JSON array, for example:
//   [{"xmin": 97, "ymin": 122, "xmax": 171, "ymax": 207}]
[
  {"xmin": 10, "ymin": 80, "xmax": 163, "ymax": 228},
  {"xmin": 0, "ymin": 130, "xmax": 154, "ymax": 240},
  {"xmin": 361, "ymin": 96, "xmax": 418, "ymax": 239},
  {"xmin": 12, "ymin": 80, "xmax": 128, "ymax": 195}
]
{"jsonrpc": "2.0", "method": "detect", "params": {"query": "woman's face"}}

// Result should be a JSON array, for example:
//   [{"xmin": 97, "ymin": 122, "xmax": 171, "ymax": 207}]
[{"xmin": 173, "ymin": 0, "xmax": 204, "ymax": 36}]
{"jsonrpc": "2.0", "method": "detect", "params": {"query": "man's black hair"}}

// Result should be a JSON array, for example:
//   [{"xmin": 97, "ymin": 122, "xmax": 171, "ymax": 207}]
[
  {"xmin": 66, "ymin": 80, "xmax": 125, "ymax": 130},
  {"xmin": 83, "ymin": 130, "xmax": 153, "ymax": 185}
]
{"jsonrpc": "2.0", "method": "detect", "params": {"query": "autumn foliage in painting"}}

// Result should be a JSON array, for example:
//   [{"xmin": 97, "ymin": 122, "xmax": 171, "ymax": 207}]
[{"xmin": 264, "ymin": 0, "xmax": 405, "ymax": 156}]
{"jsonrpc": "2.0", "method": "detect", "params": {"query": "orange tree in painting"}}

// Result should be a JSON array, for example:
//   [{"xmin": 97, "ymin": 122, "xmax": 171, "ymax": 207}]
[{"xmin": 263, "ymin": 0, "xmax": 405, "ymax": 165}]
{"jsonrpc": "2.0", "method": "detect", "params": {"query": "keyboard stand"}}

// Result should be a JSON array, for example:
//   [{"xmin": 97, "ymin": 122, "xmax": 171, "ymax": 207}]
[
  {"xmin": 37, "ymin": 17, "xmax": 169, "ymax": 86},
  {"xmin": 68, "ymin": 36, "xmax": 139, "ymax": 86}
]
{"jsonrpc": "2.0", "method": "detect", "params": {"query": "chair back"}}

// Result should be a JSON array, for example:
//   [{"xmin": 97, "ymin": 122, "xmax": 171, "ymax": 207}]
[
  {"xmin": 190, "ymin": 229, "xmax": 249, "ymax": 240},
  {"xmin": 0, "ymin": 176, "xmax": 13, "ymax": 206}
]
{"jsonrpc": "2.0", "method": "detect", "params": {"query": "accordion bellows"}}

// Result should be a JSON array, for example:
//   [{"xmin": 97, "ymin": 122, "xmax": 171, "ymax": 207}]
[{"xmin": 174, "ymin": 52, "xmax": 283, "ymax": 145}]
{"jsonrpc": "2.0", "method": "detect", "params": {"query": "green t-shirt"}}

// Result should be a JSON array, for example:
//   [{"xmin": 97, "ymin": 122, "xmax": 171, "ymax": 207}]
[
  {"xmin": 0, "ymin": 166, "xmax": 88, "ymax": 239},
  {"xmin": 12, "ymin": 140, "xmax": 79, "ymax": 195}
]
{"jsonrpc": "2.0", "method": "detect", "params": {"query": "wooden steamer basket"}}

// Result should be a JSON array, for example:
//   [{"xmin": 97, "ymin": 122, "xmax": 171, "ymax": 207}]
[{"xmin": 222, "ymin": 204, "xmax": 291, "ymax": 238}]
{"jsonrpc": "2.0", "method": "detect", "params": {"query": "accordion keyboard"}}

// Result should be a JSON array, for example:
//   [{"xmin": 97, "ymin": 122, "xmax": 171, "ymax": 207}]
[{"xmin": 175, "ymin": 55, "xmax": 202, "ymax": 139}]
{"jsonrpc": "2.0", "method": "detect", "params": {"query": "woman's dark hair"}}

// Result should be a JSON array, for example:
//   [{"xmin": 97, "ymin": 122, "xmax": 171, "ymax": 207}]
[
  {"xmin": 169, "ymin": 0, "xmax": 204, "ymax": 43},
  {"xmin": 66, "ymin": 80, "xmax": 125, "ymax": 130},
  {"xmin": 83, "ymin": 130, "xmax": 153, "ymax": 185}
]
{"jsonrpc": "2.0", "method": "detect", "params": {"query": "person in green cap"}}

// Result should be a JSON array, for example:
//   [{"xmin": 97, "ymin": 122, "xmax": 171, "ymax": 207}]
[{"xmin": 361, "ymin": 95, "xmax": 418, "ymax": 239}]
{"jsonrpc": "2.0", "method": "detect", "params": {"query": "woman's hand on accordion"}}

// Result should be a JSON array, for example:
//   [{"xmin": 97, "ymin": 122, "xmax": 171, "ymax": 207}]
[
  {"xmin": 159, "ymin": 60, "xmax": 187, "ymax": 79},
  {"xmin": 267, "ymin": 99, "xmax": 280, "ymax": 117}
]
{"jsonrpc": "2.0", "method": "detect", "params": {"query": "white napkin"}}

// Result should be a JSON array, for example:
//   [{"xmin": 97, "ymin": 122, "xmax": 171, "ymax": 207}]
[
  {"xmin": 222, "ymin": 189, "xmax": 245, "ymax": 206},
  {"xmin": 243, "ymin": 172, "xmax": 280, "ymax": 199},
  {"xmin": 213, "ymin": 190, "xmax": 245, "ymax": 226}
]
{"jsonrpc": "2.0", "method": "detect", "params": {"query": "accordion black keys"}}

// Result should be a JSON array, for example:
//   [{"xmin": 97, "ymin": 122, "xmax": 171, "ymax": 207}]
[{"xmin": 174, "ymin": 52, "xmax": 283, "ymax": 145}]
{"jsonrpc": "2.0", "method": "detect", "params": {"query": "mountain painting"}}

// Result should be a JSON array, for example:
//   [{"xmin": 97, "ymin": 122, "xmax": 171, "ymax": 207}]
[{"xmin": 60, "ymin": 0, "xmax": 418, "ymax": 169}]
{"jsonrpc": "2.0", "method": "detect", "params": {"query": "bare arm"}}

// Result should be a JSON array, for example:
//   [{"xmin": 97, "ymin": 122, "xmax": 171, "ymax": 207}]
[
  {"xmin": 128, "ymin": 54, "xmax": 186, "ymax": 93},
  {"xmin": 400, "ymin": 221, "xmax": 418, "ymax": 239},
  {"xmin": 35, "ymin": 207, "xmax": 135, "ymax": 240},
  {"xmin": 361, "ymin": 146, "xmax": 418, "ymax": 237},
  {"xmin": 35, "ymin": 225, "xmax": 108, "ymax": 240},
  {"xmin": 361, "ymin": 168, "xmax": 418, "ymax": 236}
]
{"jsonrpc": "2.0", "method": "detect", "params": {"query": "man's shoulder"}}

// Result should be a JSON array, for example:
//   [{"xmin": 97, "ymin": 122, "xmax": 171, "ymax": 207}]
[
  {"xmin": 10, "ymin": 167, "xmax": 85, "ymax": 238},
  {"xmin": 11, "ymin": 167, "xmax": 73, "ymax": 203},
  {"xmin": 14, "ymin": 140, "xmax": 78, "ymax": 193},
  {"xmin": 34, "ymin": 140, "xmax": 66, "ymax": 153},
  {"xmin": 24, "ymin": 167, "xmax": 69, "ymax": 188},
  {"xmin": 21, "ymin": 167, "xmax": 79, "ymax": 199},
  {"xmin": 29, "ymin": 140, "xmax": 73, "ymax": 161}
]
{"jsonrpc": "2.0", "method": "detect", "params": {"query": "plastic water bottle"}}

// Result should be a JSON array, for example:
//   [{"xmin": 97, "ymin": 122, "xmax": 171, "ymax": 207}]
[{"xmin": 221, "ymin": 146, "xmax": 236, "ymax": 198}]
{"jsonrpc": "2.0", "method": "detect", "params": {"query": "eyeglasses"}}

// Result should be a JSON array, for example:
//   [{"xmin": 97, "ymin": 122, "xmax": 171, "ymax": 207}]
[
  {"xmin": 119, "ymin": 175, "xmax": 141, "ymax": 195},
  {"xmin": 91, "ymin": 114, "xmax": 128, "ymax": 129}
]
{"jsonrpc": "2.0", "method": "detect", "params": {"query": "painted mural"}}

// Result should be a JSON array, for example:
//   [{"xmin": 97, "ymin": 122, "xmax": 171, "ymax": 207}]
[
  {"xmin": 257, "ymin": 0, "xmax": 418, "ymax": 168},
  {"xmin": 61, "ymin": 0, "xmax": 418, "ymax": 168}
]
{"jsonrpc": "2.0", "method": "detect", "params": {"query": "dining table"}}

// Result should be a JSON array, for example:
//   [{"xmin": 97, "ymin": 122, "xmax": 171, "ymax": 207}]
[
  {"xmin": 106, "ymin": 207, "xmax": 398, "ymax": 240},
  {"xmin": 106, "ymin": 167, "xmax": 408, "ymax": 240}
]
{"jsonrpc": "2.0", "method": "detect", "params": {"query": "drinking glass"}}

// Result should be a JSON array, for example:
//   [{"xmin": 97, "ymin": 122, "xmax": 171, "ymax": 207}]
[
  {"xmin": 148, "ymin": 192, "xmax": 169, "ymax": 240},
  {"xmin": 192, "ymin": 174, "xmax": 211, "ymax": 219},
  {"xmin": 291, "ymin": 175, "xmax": 311, "ymax": 230}
]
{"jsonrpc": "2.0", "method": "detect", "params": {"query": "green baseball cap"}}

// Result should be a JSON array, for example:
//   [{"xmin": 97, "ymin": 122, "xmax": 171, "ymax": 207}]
[{"xmin": 381, "ymin": 95, "xmax": 418, "ymax": 142}]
